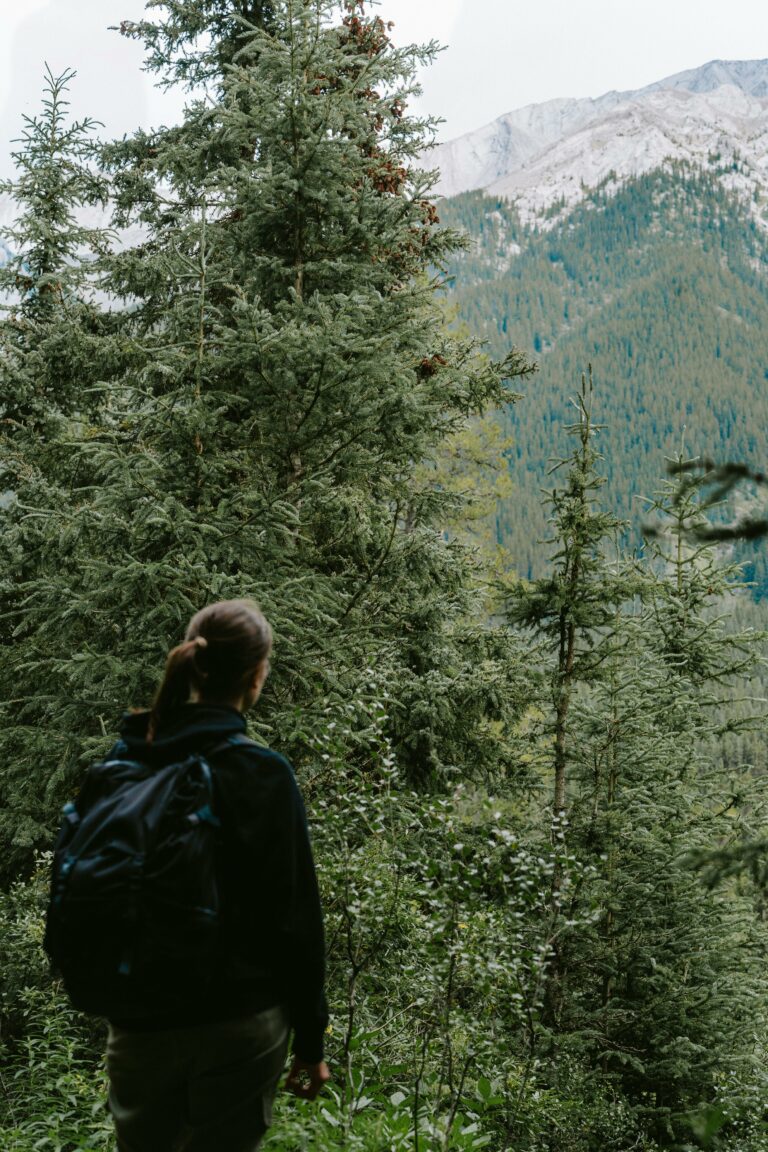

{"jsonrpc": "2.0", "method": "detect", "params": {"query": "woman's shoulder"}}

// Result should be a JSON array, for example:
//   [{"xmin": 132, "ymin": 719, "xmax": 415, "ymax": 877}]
[
  {"xmin": 225, "ymin": 735, "xmax": 294, "ymax": 771},
  {"xmin": 216, "ymin": 738, "xmax": 300, "ymax": 800}
]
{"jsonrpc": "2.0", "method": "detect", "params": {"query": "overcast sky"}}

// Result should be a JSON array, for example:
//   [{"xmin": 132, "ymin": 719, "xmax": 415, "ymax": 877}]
[{"xmin": 1, "ymin": 0, "xmax": 767, "ymax": 177}]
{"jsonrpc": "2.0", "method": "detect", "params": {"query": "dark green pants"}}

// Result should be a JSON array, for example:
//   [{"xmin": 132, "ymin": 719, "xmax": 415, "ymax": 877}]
[{"xmin": 106, "ymin": 1006, "xmax": 289, "ymax": 1152}]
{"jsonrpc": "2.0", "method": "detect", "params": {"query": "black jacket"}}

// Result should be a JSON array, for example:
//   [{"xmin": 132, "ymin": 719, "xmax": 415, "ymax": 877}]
[{"xmin": 110, "ymin": 703, "xmax": 328, "ymax": 1063}]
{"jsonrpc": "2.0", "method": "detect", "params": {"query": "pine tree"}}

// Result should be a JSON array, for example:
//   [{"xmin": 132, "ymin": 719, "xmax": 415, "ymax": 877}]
[
  {"xmin": 508, "ymin": 388, "xmax": 768, "ymax": 1143},
  {"xmin": 556, "ymin": 610, "xmax": 768, "ymax": 1143},
  {"xmin": 506, "ymin": 371, "xmax": 636, "ymax": 1029},
  {"xmin": 614, "ymin": 465, "xmax": 768, "ymax": 1137},
  {"xmin": 0, "ymin": 0, "xmax": 532, "ymax": 874},
  {"xmin": 0, "ymin": 66, "xmax": 112, "ymax": 430},
  {"xmin": 0, "ymin": 70, "xmax": 120, "ymax": 872}
]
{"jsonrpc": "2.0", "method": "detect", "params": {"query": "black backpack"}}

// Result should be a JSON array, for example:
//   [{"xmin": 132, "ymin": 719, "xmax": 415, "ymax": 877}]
[{"xmin": 44, "ymin": 733, "xmax": 253, "ymax": 1020}]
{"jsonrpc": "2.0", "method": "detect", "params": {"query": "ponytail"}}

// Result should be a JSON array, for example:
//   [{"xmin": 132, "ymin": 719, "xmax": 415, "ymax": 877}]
[
  {"xmin": 147, "ymin": 636, "xmax": 208, "ymax": 742},
  {"xmin": 147, "ymin": 600, "xmax": 272, "ymax": 742}
]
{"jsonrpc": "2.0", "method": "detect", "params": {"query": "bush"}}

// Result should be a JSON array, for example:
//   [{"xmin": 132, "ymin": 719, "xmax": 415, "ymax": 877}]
[{"xmin": 0, "ymin": 863, "xmax": 110, "ymax": 1151}]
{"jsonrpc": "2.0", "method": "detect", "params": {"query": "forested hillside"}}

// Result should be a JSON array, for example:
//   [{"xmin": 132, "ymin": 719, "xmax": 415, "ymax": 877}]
[{"xmin": 440, "ymin": 165, "xmax": 768, "ymax": 591}]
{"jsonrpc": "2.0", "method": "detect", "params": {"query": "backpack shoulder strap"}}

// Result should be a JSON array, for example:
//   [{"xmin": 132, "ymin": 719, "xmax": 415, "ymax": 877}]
[{"xmin": 205, "ymin": 733, "xmax": 259, "ymax": 758}]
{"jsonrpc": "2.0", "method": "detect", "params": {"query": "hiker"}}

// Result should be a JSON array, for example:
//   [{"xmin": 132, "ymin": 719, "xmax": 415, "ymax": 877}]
[{"xmin": 67, "ymin": 599, "xmax": 329, "ymax": 1152}]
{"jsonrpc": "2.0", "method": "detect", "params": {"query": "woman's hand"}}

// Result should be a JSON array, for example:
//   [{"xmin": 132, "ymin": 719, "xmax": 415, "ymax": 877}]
[{"xmin": 284, "ymin": 1057, "xmax": 331, "ymax": 1100}]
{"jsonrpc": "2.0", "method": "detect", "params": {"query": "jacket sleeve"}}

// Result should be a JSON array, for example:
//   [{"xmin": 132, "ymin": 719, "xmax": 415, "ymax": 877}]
[
  {"xmin": 278, "ymin": 770, "xmax": 330, "ymax": 1063},
  {"xmin": 225, "ymin": 748, "xmax": 329, "ymax": 1063}
]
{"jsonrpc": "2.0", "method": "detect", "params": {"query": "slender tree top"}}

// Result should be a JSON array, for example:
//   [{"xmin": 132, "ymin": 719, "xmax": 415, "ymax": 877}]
[{"xmin": 0, "ymin": 66, "xmax": 109, "ymax": 321}]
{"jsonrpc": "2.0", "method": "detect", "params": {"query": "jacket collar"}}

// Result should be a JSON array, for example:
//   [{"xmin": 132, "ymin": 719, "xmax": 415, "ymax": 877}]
[{"xmin": 119, "ymin": 703, "xmax": 247, "ymax": 761}]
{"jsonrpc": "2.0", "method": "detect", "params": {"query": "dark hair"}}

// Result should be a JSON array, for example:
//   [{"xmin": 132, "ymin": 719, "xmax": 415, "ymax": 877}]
[{"xmin": 147, "ymin": 599, "xmax": 272, "ymax": 741}]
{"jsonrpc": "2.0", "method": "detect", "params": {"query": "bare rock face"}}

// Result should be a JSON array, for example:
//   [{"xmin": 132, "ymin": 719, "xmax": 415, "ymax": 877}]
[
  {"xmin": 429, "ymin": 59, "xmax": 768, "ymax": 225},
  {"xmin": 644, "ymin": 59, "xmax": 768, "ymax": 99}
]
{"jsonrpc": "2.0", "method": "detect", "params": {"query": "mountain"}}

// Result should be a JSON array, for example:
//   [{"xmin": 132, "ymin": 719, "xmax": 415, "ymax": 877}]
[
  {"xmin": 643, "ymin": 58, "xmax": 768, "ymax": 98},
  {"xmin": 435, "ymin": 62, "xmax": 768, "ymax": 597},
  {"xmin": 431, "ymin": 59, "xmax": 768, "ymax": 222}
]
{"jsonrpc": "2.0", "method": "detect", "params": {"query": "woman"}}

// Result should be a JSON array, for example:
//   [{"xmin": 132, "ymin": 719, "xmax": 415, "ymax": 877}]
[{"xmin": 105, "ymin": 599, "xmax": 330, "ymax": 1152}]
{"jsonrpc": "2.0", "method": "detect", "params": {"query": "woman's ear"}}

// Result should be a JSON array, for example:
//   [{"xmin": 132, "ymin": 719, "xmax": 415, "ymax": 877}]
[
  {"xmin": 251, "ymin": 657, "xmax": 270, "ymax": 695},
  {"xmin": 240, "ymin": 656, "xmax": 271, "ymax": 712}
]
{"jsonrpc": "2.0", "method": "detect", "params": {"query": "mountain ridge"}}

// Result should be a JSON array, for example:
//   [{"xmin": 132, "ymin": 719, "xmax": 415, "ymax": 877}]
[{"xmin": 431, "ymin": 58, "xmax": 768, "ymax": 217}]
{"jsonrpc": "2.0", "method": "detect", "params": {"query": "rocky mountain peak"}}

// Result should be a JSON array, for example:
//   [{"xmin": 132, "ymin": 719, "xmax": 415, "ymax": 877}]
[{"xmin": 430, "ymin": 59, "xmax": 768, "ymax": 220}]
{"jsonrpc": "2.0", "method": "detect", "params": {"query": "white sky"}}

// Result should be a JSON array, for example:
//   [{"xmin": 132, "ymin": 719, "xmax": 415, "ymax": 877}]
[{"xmin": 1, "ymin": 0, "xmax": 767, "ymax": 176}]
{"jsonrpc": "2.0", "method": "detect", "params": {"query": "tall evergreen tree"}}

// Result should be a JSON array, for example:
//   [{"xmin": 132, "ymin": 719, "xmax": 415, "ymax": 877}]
[
  {"xmin": 507, "ymin": 372, "xmax": 635, "ymax": 1022},
  {"xmin": 0, "ymin": 70, "xmax": 120, "ymax": 871},
  {"xmin": 0, "ymin": 0, "xmax": 531, "ymax": 874},
  {"xmin": 507, "ymin": 383, "xmax": 768, "ymax": 1145},
  {"xmin": 0, "ymin": 66, "xmax": 112, "ymax": 430}
]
